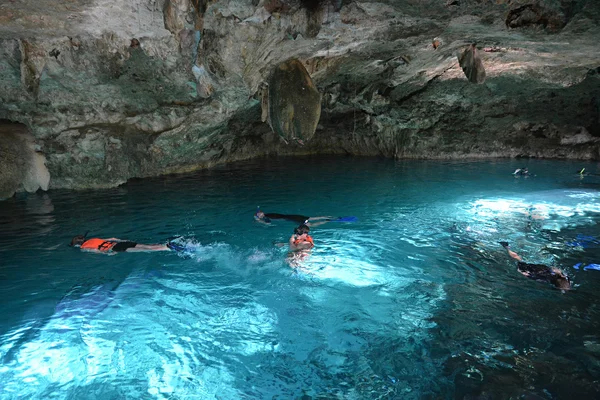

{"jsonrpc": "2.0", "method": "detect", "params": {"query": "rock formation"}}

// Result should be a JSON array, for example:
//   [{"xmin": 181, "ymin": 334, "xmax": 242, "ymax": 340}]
[
  {"xmin": 265, "ymin": 58, "xmax": 322, "ymax": 144},
  {"xmin": 0, "ymin": 0, "xmax": 599, "ymax": 193},
  {"xmin": 458, "ymin": 43, "xmax": 486, "ymax": 84},
  {"xmin": 0, "ymin": 121, "xmax": 50, "ymax": 198}
]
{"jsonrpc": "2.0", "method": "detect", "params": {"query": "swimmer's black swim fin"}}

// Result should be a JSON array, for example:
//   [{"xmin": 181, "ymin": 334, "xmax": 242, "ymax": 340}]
[{"xmin": 499, "ymin": 241, "xmax": 509, "ymax": 248}]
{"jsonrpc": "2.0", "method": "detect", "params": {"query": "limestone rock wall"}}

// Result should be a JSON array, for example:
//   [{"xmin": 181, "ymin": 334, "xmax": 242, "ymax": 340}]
[
  {"xmin": 0, "ymin": 0, "xmax": 599, "ymax": 192},
  {"xmin": 0, "ymin": 122, "xmax": 50, "ymax": 199}
]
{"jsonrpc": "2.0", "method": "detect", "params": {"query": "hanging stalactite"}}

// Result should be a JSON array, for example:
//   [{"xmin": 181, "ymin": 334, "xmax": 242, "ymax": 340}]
[{"xmin": 264, "ymin": 58, "xmax": 322, "ymax": 145}]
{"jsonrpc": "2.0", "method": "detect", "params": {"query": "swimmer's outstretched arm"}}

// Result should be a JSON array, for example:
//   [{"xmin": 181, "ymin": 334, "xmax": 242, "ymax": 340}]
[
  {"xmin": 306, "ymin": 216, "xmax": 335, "ymax": 227},
  {"xmin": 306, "ymin": 221, "xmax": 329, "ymax": 227},
  {"xmin": 308, "ymin": 216, "xmax": 334, "ymax": 221},
  {"xmin": 500, "ymin": 242, "xmax": 522, "ymax": 261},
  {"xmin": 507, "ymin": 248, "xmax": 522, "ymax": 261}
]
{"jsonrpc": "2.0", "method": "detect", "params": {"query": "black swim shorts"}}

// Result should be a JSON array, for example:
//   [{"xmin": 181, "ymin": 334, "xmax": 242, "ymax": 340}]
[{"xmin": 112, "ymin": 241, "xmax": 137, "ymax": 252}]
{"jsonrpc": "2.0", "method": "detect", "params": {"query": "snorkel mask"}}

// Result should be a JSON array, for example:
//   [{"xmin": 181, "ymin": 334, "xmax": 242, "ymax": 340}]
[{"xmin": 70, "ymin": 231, "xmax": 89, "ymax": 247}]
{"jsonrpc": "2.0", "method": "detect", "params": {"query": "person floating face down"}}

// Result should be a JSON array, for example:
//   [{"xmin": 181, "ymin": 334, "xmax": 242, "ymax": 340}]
[
  {"xmin": 289, "ymin": 224, "xmax": 314, "ymax": 252},
  {"xmin": 70, "ymin": 235, "xmax": 172, "ymax": 254},
  {"xmin": 513, "ymin": 167, "xmax": 530, "ymax": 177},
  {"xmin": 254, "ymin": 209, "xmax": 333, "ymax": 227},
  {"xmin": 499, "ymin": 242, "xmax": 571, "ymax": 291}
]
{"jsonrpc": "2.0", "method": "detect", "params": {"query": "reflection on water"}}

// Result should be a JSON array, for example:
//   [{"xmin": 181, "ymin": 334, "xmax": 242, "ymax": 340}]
[{"xmin": 1, "ymin": 157, "xmax": 600, "ymax": 399}]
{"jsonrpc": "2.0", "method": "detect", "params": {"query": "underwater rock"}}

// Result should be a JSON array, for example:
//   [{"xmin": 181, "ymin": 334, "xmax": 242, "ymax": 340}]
[
  {"xmin": 266, "ymin": 58, "xmax": 322, "ymax": 144},
  {"xmin": 458, "ymin": 43, "xmax": 486, "ymax": 84}
]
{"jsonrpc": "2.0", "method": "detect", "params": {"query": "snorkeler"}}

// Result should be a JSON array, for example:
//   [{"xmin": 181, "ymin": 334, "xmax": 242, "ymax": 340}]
[
  {"xmin": 499, "ymin": 241, "xmax": 571, "ymax": 290},
  {"xmin": 512, "ymin": 167, "xmax": 530, "ymax": 177},
  {"xmin": 70, "ymin": 234, "xmax": 173, "ymax": 253},
  {"xmin": 283, "ymin": 224, "xmax": 315, "ymax": 268},
  {"xmin": 254, "ymin": 208, "xmax": 332, "ymax": 227},
  {"xmin": 289, "ymin": 224, "xmax": 315, "ymax": 251},
  {"xmin": 576, "ymin": 168, "xmax": 600, "ymax": 177}
]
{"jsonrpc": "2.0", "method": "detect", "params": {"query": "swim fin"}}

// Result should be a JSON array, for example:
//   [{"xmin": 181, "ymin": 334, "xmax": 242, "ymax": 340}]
[
  {"xmin": 499, "ymin": 241, "xmax": 509, "ymax": 248},
  {"xmin": 167, "ymin": 241, "xmax": 186, "ymax": 252},
  {"xmin": 573, "ymin": 263, "xmax": 600, "ymax": 271},
  {"xmin": 567, "ymin": 234, "xmax": 600, "ymax": 248}
]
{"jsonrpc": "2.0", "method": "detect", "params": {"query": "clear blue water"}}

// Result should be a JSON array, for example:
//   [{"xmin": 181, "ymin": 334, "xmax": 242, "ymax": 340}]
[{"xmin": 2, "ymin": 156, "xmax": 600, "ymax": 399}]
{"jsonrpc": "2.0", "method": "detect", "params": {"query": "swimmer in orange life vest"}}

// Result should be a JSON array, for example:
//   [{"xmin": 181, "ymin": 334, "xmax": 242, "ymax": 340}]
[
  {"xmin": 70, "ymin": 234, "xmax": 171, "ymax": 253},
  {"xmin": 285, "ymin": 224, "xmax": 314, "ymax": 268},
  {"xmin": 289, "ymin": 224, "xmax": 314, "ymax": 251}
]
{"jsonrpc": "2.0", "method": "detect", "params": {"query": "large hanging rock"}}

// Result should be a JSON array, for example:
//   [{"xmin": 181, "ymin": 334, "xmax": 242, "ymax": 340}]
[
  {"xmin": 265, "ymin": 59, "xmax": 322, "ymax": 144},
  {"xmin": 190, "ymin": 0, "xmax": 208, "ymax": 31},
  {"xmin": 0, "ymin": 122, "xmax": 50, "ymax": 199},
  {"xmin": 458, "ymin": 43, "xmax": 486, "ymax": 84},
  {"xmin": 163, "ymin": 0, "xmax": 193, "ymax": 35}
]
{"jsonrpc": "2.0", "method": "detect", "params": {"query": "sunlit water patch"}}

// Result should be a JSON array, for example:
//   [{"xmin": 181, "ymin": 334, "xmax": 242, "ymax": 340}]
[{"xmin": 2, "ymin": 157, "xmax": 600, "ymax": 399}]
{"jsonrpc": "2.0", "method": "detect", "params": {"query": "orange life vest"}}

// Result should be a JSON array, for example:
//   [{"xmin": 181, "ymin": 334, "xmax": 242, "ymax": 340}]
[
  {"xmin": 80, "ymin": 238, "xmax": 116, "ymax": 252},
  {"xmin": 293, "ymin": 235, "xmax": 314, "ymax": 247}
]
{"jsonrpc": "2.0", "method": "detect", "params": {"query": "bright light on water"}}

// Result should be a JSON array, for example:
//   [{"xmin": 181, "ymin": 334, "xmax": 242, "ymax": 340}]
[{"xmin": 1, "ymin": 157, "xmax": 600, "ymax": 399}]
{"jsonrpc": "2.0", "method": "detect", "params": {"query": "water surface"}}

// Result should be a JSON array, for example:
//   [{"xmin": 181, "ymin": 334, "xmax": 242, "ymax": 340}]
[{"xmin": 1, "ymin": 156, "xmax": 600, "ymax": 399}]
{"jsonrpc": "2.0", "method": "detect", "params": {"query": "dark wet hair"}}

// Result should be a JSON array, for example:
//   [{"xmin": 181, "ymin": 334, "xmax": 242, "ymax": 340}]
[
  {"xmin": 552, "ymin": 275, "xmax": 571, "ymax": 290},
  {"xmin": 70, "ymin": 234, "xmax": 86, "ymax": 247},
  {"xmin": 294, "ymin": 224, "xmax": 310, "ymax": 235}
]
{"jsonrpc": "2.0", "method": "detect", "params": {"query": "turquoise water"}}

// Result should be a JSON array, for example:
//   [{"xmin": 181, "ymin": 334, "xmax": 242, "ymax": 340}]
[{"xmin": 2, "ymin": 156, "xmax": 600, "ymax": 399}]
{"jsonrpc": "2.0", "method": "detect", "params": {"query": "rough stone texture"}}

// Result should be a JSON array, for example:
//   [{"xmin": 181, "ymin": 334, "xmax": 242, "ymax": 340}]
[
  {"xmin": 0, "ymin": 0, "xmax": 599, "ymax": 191},
  {"xmin": 0, "ymin": 122, "xmax": 50, "ymax": 198},
  {"xmin": 266, "ymin": 58, "xmax": 322, "ymax": 143},
  {"xmin": 458, "ymin": 43, "xmax": 486, "ymax": 84}
]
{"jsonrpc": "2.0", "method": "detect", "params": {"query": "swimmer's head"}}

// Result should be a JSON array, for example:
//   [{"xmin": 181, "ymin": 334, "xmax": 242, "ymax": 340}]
[
  {"xmin": 255, "ymin": 211, "xmax": 265, "ymax": 218},
  {"xmin": 554, "ymin": 276, "xmax": 571, "ymax": 291},
  {"xmin": 294, "ymin": 224, "xmax": 310, "ymax": 235},
  {"xmin": 70, "ymin": 235, "xmax": 86, "ymax": 247},
  {"xmin": 551, "ymin": 270, "xmax": 571, "ymax": 290}
]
